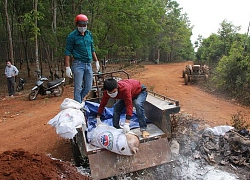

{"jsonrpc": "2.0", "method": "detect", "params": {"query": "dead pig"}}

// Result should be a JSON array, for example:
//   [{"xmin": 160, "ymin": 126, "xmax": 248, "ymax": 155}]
[{"xmin": 88, "ymin": 118, "xmax": 140, "ymax": 155}]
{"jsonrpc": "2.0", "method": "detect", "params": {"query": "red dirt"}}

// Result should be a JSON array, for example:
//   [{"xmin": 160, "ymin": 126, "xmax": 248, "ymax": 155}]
[
  {"xmin": 0, "ymin": 149, "xmax": 89, "ymax": 180},
  {"xmin": 0, "ymin": 61, "xmax": 250, "ymax": 179}
]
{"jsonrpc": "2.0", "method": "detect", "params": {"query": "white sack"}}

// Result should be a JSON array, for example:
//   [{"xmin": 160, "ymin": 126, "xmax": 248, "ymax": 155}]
[
  {"xmin": 205, "ymin": 125, "xmax": 234, "ymax": 136},
  {"xmin": 60, "ymin": 98, "xmax": 84, "ymax": 110},
  {"xmin": 48, "ymin": 98, "xmax": 86, "ymax": 139},
  {"xmin": 89, "ymin": 123, "xmax": 134, "ymax": 156}
]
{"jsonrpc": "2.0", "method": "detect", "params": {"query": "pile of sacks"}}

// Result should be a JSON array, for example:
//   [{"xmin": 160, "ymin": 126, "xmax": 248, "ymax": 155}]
[{"xmin": 48, "ymin": 98, "xmax": 86, "ymax": 139}]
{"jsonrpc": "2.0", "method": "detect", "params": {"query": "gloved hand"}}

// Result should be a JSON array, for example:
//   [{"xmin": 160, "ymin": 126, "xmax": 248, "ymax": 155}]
[
  {"xmin": 95, "ymin": 61, "xmax": 100, "ymax": 72},
  {"xmin": 96, "ymin": 117, "xmax": 102, "ymax": 125},
  {"xmin": 66, "ymin": 67, "xmax": 72, "ymax": 78},
  {"xmin": 123, "ymin": 123, "xmax": 130, "ymax": 133}
]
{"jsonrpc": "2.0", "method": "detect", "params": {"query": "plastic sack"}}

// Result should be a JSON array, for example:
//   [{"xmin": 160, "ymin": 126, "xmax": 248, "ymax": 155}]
[
  {"xmin": 60, "ymin": 98, "xmax": 84, "ymax": 110},
  {"xmin": 48, "ymin": 98, "xmax": 86, "ymax": 139},
  {"xmin": 205, "ymin": 125, "xmax": 234, "ymax": 136},
  {"xmin": 89, "ymin": 123, "xmax": 134, "ymax": 156}
]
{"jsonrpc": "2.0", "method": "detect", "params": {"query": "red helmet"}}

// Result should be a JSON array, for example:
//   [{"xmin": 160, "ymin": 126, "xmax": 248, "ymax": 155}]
[{"xmin": 75, "ymin": 14, "xmax": 88, "ymax": 25}]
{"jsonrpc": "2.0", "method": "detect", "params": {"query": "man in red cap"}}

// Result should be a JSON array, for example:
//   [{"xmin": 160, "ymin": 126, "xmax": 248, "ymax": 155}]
[{"xmin": 64, "ymin": 14, "xmax": 100, "ymax": 104}]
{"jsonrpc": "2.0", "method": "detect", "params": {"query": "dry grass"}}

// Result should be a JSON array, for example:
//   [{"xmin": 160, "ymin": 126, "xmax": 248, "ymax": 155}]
[{"xmin": 231, "ymin": 111, "xmax": 250, "ymax": 130}]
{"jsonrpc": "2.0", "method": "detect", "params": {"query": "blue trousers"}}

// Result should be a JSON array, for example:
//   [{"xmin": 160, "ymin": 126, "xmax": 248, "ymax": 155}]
[
  {"xmin": 113, "ymin": 88, "xmax": 148, "ymax": 131},
  {"xmin": 72, "ymin": 60, "xmax": 93, "ymax": 103}
]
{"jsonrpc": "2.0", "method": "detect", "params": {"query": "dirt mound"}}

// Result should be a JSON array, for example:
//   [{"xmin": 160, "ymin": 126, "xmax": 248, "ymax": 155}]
[{"xmin": 0, "ymin": 149, "xmax": 90, "ymax": 180}]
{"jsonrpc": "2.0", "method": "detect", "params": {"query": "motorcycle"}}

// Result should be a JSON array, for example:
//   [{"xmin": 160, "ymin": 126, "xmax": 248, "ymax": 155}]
[
  {"xmin": 16, "ymin": 78, "xmax": 26, "ymax": 92},
  {"xmin": 28, "ymin": 71, "xmax": 65, "ymax": 100}
]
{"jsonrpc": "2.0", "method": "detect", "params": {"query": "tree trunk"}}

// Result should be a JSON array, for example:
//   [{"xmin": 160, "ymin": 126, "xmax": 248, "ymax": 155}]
[
  {"xmin": 52, "ymin": 0, "xmax": 57, "ymax": 34},
  {"xmin": 157, "ymin": 48, "xmax": 160, "ymax": 64},
  {"xmin": 52, "ymin": 0, "xmax": 59, "ymax": 76},
  {"xmin": 3, "ymin": 0, "xmax": 14, "ymax": 64},
  {"xmin": 34, "ymin": 0, "xmax": 40, "ymax": 72}
]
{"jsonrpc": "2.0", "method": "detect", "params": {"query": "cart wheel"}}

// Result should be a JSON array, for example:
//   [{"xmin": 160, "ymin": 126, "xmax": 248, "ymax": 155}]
[
  {"xmin": 184, "ymin": 74, "xmax": 189, "ymax": 85},
  {"xmin": 16, "ymin": 85, "xmax": 23, "ymax": 92},
  {"xmin": 182, "ymin": 70, "xmax": 185, "ymax": 78},
  {"xmin": 70, "ymin": 138, "xmax": 87, "ymax": 167},
  {"xmin": 70, "ymin": 129, "xmax": 88, "ymax": 167}
]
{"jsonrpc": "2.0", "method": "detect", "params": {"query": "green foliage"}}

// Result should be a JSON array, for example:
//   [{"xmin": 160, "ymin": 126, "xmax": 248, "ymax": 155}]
[
  {"xmin": 217, "ymin": 20, "xmax": 241, "ymax": 56},
  {"xmin": 212, "ymin": 41, "xmax": 250, "ymax": 103},
  {"xmin": 159, "ymin": 0, "xmax": 194, "ymax": 61},
  {"xmin": 88, "ymin": 0, "xmax": 171, "ymax": 59},
  {"xmin": 0, "ymin": 0, "xmax": 194, "ymax": 67},
  {"xmin": 196, "ymin": 34, "xmax": 224, "ymax": 64},
  {"xmin": 196, "ymin": 20, "xmax": 243, "ymax": 65},
  {"xmin": 20, "ymin": 9, "xmax": 45, "ymax": 40}
]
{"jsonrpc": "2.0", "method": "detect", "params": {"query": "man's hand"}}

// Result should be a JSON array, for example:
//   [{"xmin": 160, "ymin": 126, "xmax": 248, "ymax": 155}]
[
  {"xmin": 95, "ymin": 61, "xmax": 100, "ymax": 72},
  {"xmin": 66, "ymin": 67, "xmax": 72, "ymax": 78},
  {"xmin": 123, "ymin": 123, "xmax": 130, "ymax": 133},
  {"xmin": 96, "ymin": 117, "xmax": 102, "ymax": 125}
]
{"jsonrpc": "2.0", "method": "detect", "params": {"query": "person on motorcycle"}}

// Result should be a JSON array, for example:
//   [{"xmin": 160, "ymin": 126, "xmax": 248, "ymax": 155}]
[
  {"xmin": 5, "ymin": 60, "xmax": 19, "ymax": 97},
  {"xmin": 96, "ymin": 78, "xmax": 150, "ymax": 138},
  {"xmin": 64, "ymin": 14, "xmax": 100, "ymax": 103}
]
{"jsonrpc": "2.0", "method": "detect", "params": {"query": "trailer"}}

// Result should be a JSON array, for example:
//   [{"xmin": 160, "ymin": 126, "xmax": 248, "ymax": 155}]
[{"xmin": 70, "ymin": 70, "xmax": 180, "ymax": 179}]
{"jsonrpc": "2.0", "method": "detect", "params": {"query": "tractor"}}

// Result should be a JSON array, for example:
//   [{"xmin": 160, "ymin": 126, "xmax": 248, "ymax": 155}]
[{"xmin": 182, "ymin": 63, "xmax": 209, "ymax": 85}]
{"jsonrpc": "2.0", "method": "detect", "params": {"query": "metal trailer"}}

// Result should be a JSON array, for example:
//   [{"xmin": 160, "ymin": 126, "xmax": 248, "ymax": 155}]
[
  {"xmin": 70, "ymin": 70, "xmax": 180, "ymax": 180},
  {"xmin": 182, "ymin": 64, "xmax": 209, "ymax": 85}
]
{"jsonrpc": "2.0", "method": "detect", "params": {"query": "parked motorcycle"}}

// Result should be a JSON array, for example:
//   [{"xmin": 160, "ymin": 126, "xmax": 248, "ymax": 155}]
[
  {"xmin": 16, "ymin": 78, "xmax": 26, "ymax": 92},
  {"xmin": 29, "ymin": 71, "xmax": 65, "ymax": 100}
]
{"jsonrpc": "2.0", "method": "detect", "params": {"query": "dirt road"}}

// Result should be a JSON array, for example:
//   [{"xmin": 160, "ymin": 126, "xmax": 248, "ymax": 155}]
[
  {"xmin": 0, "ymin": 61, "xmax": 250, "ymax": 162},
  {"xmin": 134, "ymin": 62, "xmax": 250, "ymax": 126}
]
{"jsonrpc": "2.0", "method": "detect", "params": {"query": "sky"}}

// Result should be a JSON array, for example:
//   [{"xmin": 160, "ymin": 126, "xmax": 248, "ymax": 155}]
[{"xmin": 176, "ymin": 0, "xmax": 250, "ymax": 44}]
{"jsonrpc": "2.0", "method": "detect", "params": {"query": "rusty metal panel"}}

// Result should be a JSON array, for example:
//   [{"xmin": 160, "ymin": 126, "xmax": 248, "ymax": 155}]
[
  {"xmin": 144, "ymin": 94, "xmax": 180, "ymax": 138},
  {"xmin": 88, "ymin": 137, "xmax": 172, "ymax": 180}
]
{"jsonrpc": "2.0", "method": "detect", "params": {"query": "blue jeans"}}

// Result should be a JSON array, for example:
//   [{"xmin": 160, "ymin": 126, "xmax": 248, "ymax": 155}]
[
  {"xmin": 72, "ymin": 60, "xmax": 93, "ymax": 103},
  {"xmin": 113, "ymin": 88, "xmax": 148, "ymax": 131}
]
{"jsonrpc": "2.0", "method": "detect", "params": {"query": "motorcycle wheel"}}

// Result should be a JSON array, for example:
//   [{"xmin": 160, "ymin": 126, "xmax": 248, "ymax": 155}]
[
  {"xmin": 54, "ymin": 85, "xmax": 64, "ymax": 97},
  {"xmin": 28, "ymin": 89, "xmax": 39, "ymax": 100},
  {"xmin": 16, "ymin": 85, "xmax": 23, "ymax": 92}
]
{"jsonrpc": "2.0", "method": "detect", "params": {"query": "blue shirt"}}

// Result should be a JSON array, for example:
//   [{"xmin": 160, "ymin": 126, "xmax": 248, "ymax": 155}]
[{"xmin": 64, "ymin": 29, "xmax": 95, "ymax": 63}]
